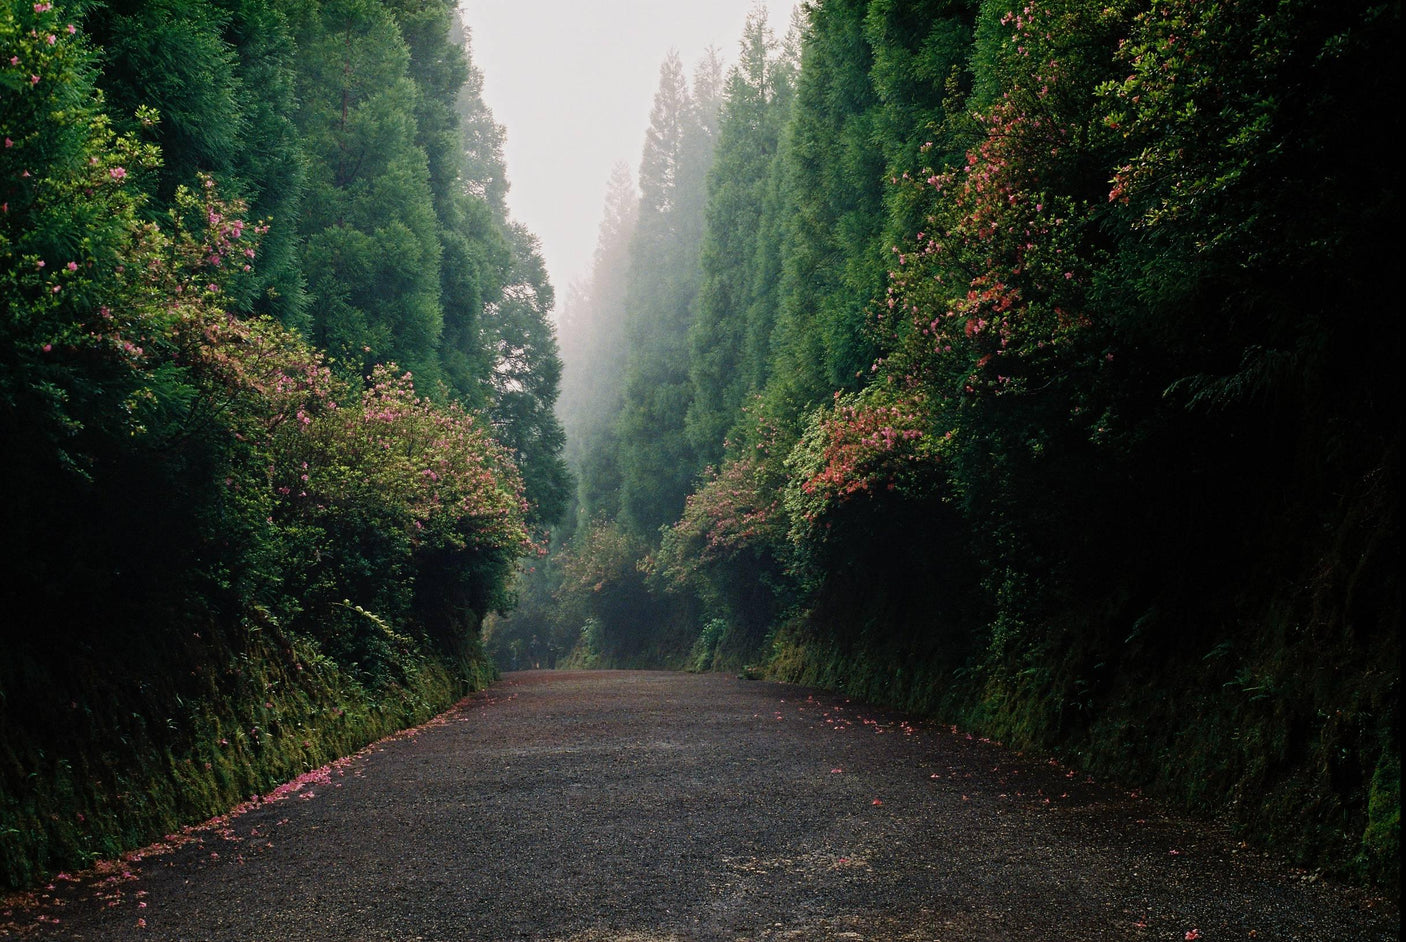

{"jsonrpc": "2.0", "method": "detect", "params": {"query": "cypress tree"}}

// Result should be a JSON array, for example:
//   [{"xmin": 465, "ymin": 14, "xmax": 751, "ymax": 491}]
[
  {"xmin": 614, "ymin": 50, "xmax": 721, "ymax": 536},
  {"xmin": 289, "ymin": 0, "xmax": 444, "ymax": 385},
  {"xmin": 687, "ymin": 7, "xmax": 796, "ymax": 466}
]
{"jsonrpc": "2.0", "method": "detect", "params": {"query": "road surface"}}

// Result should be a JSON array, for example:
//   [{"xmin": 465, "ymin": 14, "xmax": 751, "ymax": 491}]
[{"xmin": 1, "ymin": 670, "xmax": 1397, "ymax": 940}]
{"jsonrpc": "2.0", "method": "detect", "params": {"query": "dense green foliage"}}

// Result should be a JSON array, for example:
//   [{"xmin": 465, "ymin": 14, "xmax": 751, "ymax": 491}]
[
  {"xmin": 4, "ymin": 0, "xmax": 1398, "ymax": 898},
  {"xmin": 1, "ymin": 0, "xmax": 564, "ymax": 887},
  {"xmin": 614, "ymin": 49, "xmax": 723, "ymax": 535},
  {"xmin": 507, "ymin": 0, "xmax": 1400, "ymax": 891}
]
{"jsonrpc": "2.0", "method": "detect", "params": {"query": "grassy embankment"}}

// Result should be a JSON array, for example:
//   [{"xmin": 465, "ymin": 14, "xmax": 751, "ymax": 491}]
[{"xmin": 0, "ymin": 615, "xmax": 493, "ymax": 890}]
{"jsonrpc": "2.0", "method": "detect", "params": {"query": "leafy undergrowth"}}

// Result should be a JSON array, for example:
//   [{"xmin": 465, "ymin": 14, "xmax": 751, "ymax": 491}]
[{"xmin": 0, "ymin": 617, "xmax": 493, "ymax": 891}]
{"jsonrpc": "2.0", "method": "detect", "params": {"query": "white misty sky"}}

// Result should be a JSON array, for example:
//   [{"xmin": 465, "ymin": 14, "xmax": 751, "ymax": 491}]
[{"xmin": 459, "ymin": 0, "xmax": 798, "ymax": 309}]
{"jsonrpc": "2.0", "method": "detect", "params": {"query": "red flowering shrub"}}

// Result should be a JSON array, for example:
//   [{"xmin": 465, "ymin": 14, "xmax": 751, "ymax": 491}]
[
  {"xmin": 656, "ymin": 456, "xmax": 785, "ymax": 586},
  {"xmin": 877, "ymin": 0, "xmax": 1114, "ymax": 409},
  {"xmin": 783, "ymin": 389, "xmax": 945, "ymax": 545}
]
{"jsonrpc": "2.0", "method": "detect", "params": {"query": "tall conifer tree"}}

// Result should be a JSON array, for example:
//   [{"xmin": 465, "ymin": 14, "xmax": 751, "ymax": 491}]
[
  {"xmin": 615, "ymin": 50, "xmax": 721, "ymax": 536},
  {"xmin": 763, "ymin": 0, "xmax": 886, "ymax": 423},
  {"xmin": 483, "ymin": 224, "xmax": 570, "ymax": 527},
  {"xmin": 687, "ymin": 7, "xmax": 796, "ymax": 465},
  {"xmin": 558, "ymin": 161, "xmax": 638, "ymax": 527},
  {"xmin": 289, "ymin": 0, "xmax": 444, "ymax": 385}
]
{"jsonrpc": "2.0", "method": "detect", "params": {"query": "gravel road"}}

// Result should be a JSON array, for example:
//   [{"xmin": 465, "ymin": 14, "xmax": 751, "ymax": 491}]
[{"xmin": 1, "ymin": 670, "xmax": 1397, "ymax": 941}]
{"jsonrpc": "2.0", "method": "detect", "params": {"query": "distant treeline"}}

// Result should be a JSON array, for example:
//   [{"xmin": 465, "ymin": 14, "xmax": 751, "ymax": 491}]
[
  {"xmin": 488, "ymin": 0, "xmax": 1400, "ymax": 889},
  {"xmin": 1, "ymin": 0, "xmax": 564, "ymax": 887}
]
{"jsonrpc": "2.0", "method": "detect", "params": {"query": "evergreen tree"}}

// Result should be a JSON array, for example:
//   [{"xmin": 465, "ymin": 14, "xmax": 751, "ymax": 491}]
[
  {"xmin": 615, "ymin": 50, "xmax": 720, "ymax": 535},
  {"xmin": 451, "ymin": 9, "xmax": 509, "ymax": 214},
  {"xmin": 863, "ymin": 0, "xmax": 976, "ymax": 246},
  {"xmin": 84, "ymin": 0, "xmax": 308, "ymax": 323},
  {"xmin": 83, "ymin": 0, "xmax": 242, "ymax": 199},
  {"xmin": 215, "ymin": 0, "xmax": 307, "ymax": 324},
  {"xmin": 687, "ymin": 6, "xmax": 796, "ymax": 466},
  {"xmin": 763, "ymin": 0, "xmax": 887, "ymax": 424},
  {"xmin": 389, "ymin": 0, "xmax": 504, "ymax": 411},
  {"xmin": 383, "ymin": 0, "xmax": 468, "ymax": 214},
  {"xmin": 737, "ymin": 9, "xmax": 803, "ymax": 413},
  {"xmin": 288, "ymin": 0, "xmax": 444, "ymax": 385},
  {"xmin": 557, "ymin": 165, "xmax": 635, "ymax": 447},
  {"xmin": 435, "ymin": 16, "xmax": 511, "ymax": 407},
  {"xmin": 483, "ymin": 223, "xmax": 570, "ymax": 527},
  {"xmin": 558, "ymin": 162, "xmax": 638, "ymax": 529}
]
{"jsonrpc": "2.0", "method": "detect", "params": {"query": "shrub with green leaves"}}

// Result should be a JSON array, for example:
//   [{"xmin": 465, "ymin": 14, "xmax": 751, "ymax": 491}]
[{"xmin": 1, "ymin": 2, "xmax": 530, "ymax": 887}]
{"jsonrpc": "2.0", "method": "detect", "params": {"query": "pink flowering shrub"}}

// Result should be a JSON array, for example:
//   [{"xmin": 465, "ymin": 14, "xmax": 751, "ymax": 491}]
[
  {"xmin": 3, "ymin": 0, "xmax": 529, "ymax": 672},
  {"xmin": 656, "ymin": 456, "xmax": 785, "ymax": 585},
  {"xmin": 182, "ymin": 310, "xmax": 530, "ymax": 659},
  {"xmin": 783, "ymin": 389, "xmax": 946, "ymax": 546},
  {"xmin": 876, "ymin": 0, "xmax": 1114, "ymax": 411}
]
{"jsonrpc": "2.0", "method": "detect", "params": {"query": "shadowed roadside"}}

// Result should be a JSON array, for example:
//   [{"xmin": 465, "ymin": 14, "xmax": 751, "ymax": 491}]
[{"xmin": 2, "ymin": 670, "xmax": 1397, "ymax": 941}]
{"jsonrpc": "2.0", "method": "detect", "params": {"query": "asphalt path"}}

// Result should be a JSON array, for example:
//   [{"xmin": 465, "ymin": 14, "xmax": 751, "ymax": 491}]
[{"xmin": 1, "ymin": 670, "xmax": 1397, "ymax": 941}]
